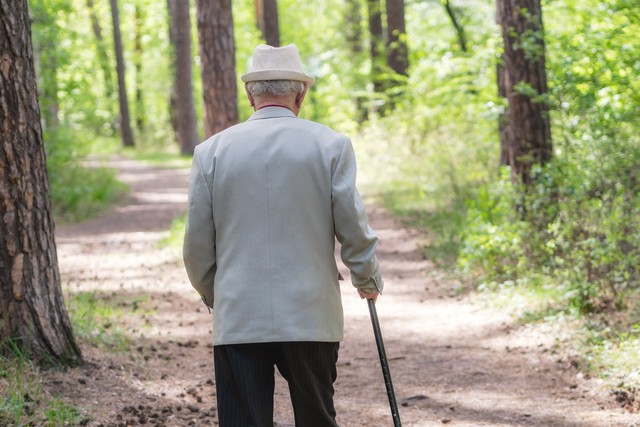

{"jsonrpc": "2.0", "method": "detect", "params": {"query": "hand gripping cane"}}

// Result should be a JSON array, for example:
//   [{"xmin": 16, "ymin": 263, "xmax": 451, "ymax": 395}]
[{"xmin": 367, "ymin": 298, "xmax": 402, "ymax": 427}]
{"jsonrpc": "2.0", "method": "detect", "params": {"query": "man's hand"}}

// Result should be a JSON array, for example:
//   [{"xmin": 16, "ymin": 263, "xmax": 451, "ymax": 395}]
[{"xmin": 358, "ymin": 289, "xmax": 379, "ymax": 303}]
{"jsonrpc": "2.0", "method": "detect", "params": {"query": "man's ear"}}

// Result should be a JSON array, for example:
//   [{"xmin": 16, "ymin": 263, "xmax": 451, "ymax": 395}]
[
  {"xmin": 245, "ymin": 85, "xmax": 255, "ymax": 108},
  {"xmin": 295, "ymin": 86, "xmax": 308, "ymax": 108}
]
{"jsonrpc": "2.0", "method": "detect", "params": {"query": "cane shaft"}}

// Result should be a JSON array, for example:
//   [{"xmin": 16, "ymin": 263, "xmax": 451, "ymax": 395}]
[{"xmin": 368, "ymin": 298, "xmax": 402, "ymax": 427}]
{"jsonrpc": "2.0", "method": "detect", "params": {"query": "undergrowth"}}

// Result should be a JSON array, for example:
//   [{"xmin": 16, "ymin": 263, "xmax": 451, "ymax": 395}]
[
  {"xmin": 67, "ymin": 291, "xmax": 132, "ymax": 351},
  {"xmin": 0, "ymin": 340, "xmax": 86, "ymax": 426},
  {"xmin": 46, "ymin": 130, "xmax": 127, "ymax": 223}
]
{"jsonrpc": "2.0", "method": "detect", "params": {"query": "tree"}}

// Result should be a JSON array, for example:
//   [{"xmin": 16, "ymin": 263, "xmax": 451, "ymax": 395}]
[
  {"xmin": 196, "ymin": 0, "xmax": 239, "ymax": 138},
  {"xmin": 133, "ymin": 4, "xmax": 145, "ymax": 131},
  {"xmin": 344, "ymin": 0, "xmax": 364, "ymax": 56},
  {"xmin": 30, "ymin": 0, "xmax": 62, "ymax": 131},
  {"xmin": 0, "ymin": 0, "xmax": 82, "ymax": 365},
  {"xmin": 109, "ymin": 0, "xmax": 135, "ymax": 147},
  {"xmin": 441, "ymin": 0, "xmax": 468, "ymax": 53},
  {"xmin": 86, "ymin": 0, "xmax": 116, "ymax": 130},
  {"xmin": 344, "ymin": 0, "xmax": 368, "ymax": 122},
  {"xmin": 168, "ymin": 0, "xmax": 199, "ymax": 155},
  {"xmin": 366, "ymin": 0, "xmax": 386, "ymax": 95},
  {"xmin": 496, "ymin": 0, "xmax": 552, "ymax": 184},
  {"xmin": 385, "ymin": 0, "xmax": 408, "ymax": 77},
  {"xmin": 255, "ymin": 0, "xmax": 280, "ymax": 46}
]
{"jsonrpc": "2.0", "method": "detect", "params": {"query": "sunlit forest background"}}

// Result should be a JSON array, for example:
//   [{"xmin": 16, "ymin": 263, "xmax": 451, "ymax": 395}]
[{"xmin": 31, "ymin": 0, "xmax": 639, "ymax": 389}]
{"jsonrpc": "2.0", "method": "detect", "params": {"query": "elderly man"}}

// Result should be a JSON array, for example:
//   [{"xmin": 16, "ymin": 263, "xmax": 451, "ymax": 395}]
[{"xmin": 183, "ymin": 44, "xmax": 383, "ymax": 427}]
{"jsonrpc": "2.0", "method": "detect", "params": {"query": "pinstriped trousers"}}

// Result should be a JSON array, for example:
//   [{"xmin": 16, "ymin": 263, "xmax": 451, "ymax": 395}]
[{"xmin": 213, "ymin": 342, "xmax": 340, "ymax": 427}]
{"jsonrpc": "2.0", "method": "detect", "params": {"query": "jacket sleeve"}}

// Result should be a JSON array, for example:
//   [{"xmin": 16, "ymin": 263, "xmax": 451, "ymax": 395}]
[
  {"xmin": 332, "ymin": 137, "xmax": 383, "ymax": 294},
  {"xmin": 183, "ymin": 151, "xmax": 216, "ymax": 308}
]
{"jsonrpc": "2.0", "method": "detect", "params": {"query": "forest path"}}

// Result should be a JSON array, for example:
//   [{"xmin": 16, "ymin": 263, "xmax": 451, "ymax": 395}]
[{"xmin": 52, "ymin": 157, "xmax": 637, "ymax": 426}]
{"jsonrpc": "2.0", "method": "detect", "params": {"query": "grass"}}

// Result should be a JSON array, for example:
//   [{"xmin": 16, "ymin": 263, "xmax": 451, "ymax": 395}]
[
  {"xmin": 67, "ymin": 291, "xmax": 133, "ymax": 352},
  {"xmin": 158, "ymin": 213, "xmax": 187, "ymax": 251},
  {"xmin": 50, "ymin": 164, "xmax": 128, "ymax": 223},
  {"xmin": 363, "ymin": 131, "xmax": 640, "ymax": 389},
  {"xmin": 0, "ymin": 340, "xmax": 87, "ymax": 426},
  {"xmin": 0, "ymin": 290, "xmax": 152, "ymax": 425}
]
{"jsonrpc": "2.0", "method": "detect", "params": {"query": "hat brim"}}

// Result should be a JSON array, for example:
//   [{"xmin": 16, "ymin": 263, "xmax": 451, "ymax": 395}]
[{"xmin": 241, "ymin": 70, "xmax": 315, "ymax": 87}]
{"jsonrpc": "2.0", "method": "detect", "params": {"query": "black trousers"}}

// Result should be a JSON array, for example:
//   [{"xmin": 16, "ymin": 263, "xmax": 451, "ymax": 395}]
[{"xmin": 213, "ymin": 341, "xmax": 340, "ymax": 427}]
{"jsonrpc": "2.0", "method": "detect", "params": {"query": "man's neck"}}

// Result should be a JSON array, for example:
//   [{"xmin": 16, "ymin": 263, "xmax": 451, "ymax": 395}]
[{"xmin": 253, "ymin": 96, "xmax": 299, "ymax": 116}]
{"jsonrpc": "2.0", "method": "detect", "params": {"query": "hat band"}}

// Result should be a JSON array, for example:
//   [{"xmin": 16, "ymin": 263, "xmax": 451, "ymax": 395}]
[{"xmin": 241, "ymin": 69, "xmax": 315, "ymax": 86}]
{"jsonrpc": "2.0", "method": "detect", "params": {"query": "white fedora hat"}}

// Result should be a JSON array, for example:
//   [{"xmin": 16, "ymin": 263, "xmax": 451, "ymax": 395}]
[{"xmin": 241, "ymin": 44, "xmax": 315, "ymax": 87}]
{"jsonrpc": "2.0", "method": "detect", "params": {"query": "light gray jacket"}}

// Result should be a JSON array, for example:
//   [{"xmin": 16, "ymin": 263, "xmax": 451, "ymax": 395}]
[{"xmin": 183, "ymin": 107, "xmax": 382, "ymax": 345}]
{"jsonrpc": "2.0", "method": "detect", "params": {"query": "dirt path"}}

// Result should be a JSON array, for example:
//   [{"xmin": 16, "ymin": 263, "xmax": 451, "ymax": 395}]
[{"xmin": 52, "ymin": 158, "xmax": 637, "ymax": 426}]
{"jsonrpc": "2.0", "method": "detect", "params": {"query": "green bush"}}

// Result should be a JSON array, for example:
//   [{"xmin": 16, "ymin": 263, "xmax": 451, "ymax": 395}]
[{"xmin": 45, "ymin": 129, "xmax": 127, "ymax": 222}]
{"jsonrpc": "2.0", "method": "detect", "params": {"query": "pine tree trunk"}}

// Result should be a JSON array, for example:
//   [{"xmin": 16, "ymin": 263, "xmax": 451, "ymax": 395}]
[
  {"xmin": 196, "ymin": 0, "xmax": 239, "ymax": 138},
  {"xmin": 110, "ymin": 0, "xmax": 135, "ymax": 147},
  {"xmin": 86, "ymin": 0, "xmax": 115, "ymax": 120},
  {"xmin": 497, "ymin": 0, "xmax": 552, "ymax": 184},
  {"xmin": 0, "ymin": 0, "xmax": 82, "ymax": 366},
  {"xmin": 255, "ymin": 0, "xmax": 280, "ymax": 46},
  {"xmin": 344, "ymin": 0, "xmax": 368, "ymax": 122},
  {"xmin": 134, "ymin": 4, "xmax": 145, "ymax": 131},
  {"xmin": 344, "ymin": 0, "xmax": 363, "ymax": 55},
  {"xmin": 442, "ymin": 0, "xmax": 468, "ymax": 53},
  {"xmin": 168, "ymin": 0, "xmax": 199, "ymax": 155},
  {"xmin": 31, "ymin": 2, "xmax": 60, "ymax": 131},
  {"xmin": 385, "ymin": 0, "xmax": 409, "ymax": 76},
  {"xmin": 366, "ymin": 0, "xmax": 386, "ymax": 95}
]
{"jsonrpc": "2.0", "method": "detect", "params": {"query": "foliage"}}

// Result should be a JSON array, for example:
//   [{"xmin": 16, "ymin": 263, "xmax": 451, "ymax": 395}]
[
  {"xmin": 45, "ymin": 129, "xmax": 127, "ymax": 222},
  {"xmin": 159, "ymin": 213, "xmax": 187, "ymax": 250},
  {"xmin": 68, "ymin": 291, "xmax": 131, "ymax": 351},
  {"xmin": 456, "ymin": 0, "xmax": 640, "ymax": 311},
  {"xmin": 23, "ymin": 0, "xmax": 640, "ymax": 392},
  {"xmin": 357, "ymin": 0, "xmax": 499, "ymax": 264},
  {"xmin": 0, "ymin": 340, "xmax": 86, "ymax": 426}
]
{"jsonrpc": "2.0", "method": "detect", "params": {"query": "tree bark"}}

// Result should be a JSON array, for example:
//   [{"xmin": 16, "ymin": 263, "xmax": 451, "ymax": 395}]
[
  {"xmin": 255, "ymin": 0, "xmax": 280, "ymax": 46},
  {"xmin": 134, "ymin": 4, "xmax": 145, "ymax": 131},
  {"xmin": 0, "ymin": 0, "xmax": 82, "ymax": 365},
  {"xmin": 168, "ymin": 0, "xmax": 199, "ymax": 155},
  {"xmin": 385, "ymin": 0, "xmax": 409, "ymax": 76},
  {"xmin": 109, "ymin": 0, "xmax": 135, "ymax": 147},
  {"xmin": 442, "ymin": 0, "xmax": 468, "ymax": 53},
  {"xmin": 496, "ymin": 0, "xmax": 552, "ymax": 184},
  {"xmin": 30, "ymin": 1, "xmax": 60, "ymax": 131},
  {"xmin": 366, "ymin": 0, "xmax": 386, "ymax": 95},
  {"xmin": 344, "ymin": 0, "xmax": 368, "ymax": 122},
  {"xmin": 86, "ymin": 0, "xmax": 115, "ymax": 109},
  {"xmin": 196, "ymin": 0, "xmax": 239, "ymax": 138},
  {"xmin": 345, "ymin": 0, "xmax": 363, "ymax": 55}
]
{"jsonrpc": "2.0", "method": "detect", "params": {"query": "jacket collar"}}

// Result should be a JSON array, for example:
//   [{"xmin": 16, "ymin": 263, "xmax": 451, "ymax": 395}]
[{"xmin": 247, "ymin": 106, "xmax": 297, "ymax": 121}]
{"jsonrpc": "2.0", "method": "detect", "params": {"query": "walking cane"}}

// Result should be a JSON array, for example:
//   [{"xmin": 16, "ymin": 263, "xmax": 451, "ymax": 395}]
[{"xmin": 367, "ymin": 298, "xmax": 402, "ymax": 427}]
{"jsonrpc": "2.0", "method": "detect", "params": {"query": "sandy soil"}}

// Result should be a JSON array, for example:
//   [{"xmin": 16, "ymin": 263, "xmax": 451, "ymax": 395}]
[{"xmin": 48, "ymin": 157, "xmax": 638, "ymax": 426}]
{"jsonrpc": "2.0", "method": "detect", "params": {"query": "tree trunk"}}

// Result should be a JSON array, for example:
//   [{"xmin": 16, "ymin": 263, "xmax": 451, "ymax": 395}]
[
  {"xmin": 30, "ymin": 1, "xmax": 60, "ymax": 131},
  {"xmin": 86, "ymin": 0, "xmax": 115, "ymax": 121},
  {"xmin": 496, "ymin": 0, "xmax": 552, "ymax": 184},
  {"xmin": 442, "ymin": 0, "xmax": 468, "ymax": 53},
  {"xmin": 168, "ymin": 0, "xmax": 199, "ymax": 155},
  {"xmin": 109, "ymin": 0, "xmax": 135, "ymax": 147},
  {"xmin": 255, "ymin": 0, "xmax": 280, "ymax": 46},
  {"xmin": 497, "ymin": 61, "xmax": 510, "ymax": 167},
  {"xmin": 134, "ymin": 4, "xmax": 145, "ymax": 131},
  {"xmin": 385, "ymin": 0, "xmax": 409, "ymax": 76},
  {"xmin": 196, "ymin": 0, "xmax": 239, "ymax": 138},
  {"xmin": 345, "ymin": 0, "xmax": 363, "ymax": 55},
  {"xmin": 344, "ymin": 0, "xmax": 367, "ymax": 122},
  {"xmin": 366, "ymin": 0, "xmax": 386, "ymax": 95},
  {"xmin": 0, "ymin": 0, "xmax": 82, "ymax": 366}
]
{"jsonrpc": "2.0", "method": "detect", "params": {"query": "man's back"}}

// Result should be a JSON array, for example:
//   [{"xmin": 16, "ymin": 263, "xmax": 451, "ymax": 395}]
[{"xmin": 185, "ymin": 106, "xmax": 379, "ymax": 345}]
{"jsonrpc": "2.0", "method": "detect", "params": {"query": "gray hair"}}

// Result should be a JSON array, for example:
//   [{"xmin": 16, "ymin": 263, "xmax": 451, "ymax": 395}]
[{"xmin": 246, "ymin": 80, "xmax": 305, "ymax": 97}]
